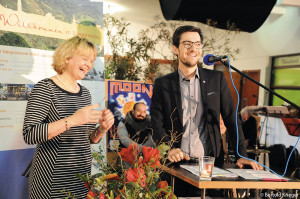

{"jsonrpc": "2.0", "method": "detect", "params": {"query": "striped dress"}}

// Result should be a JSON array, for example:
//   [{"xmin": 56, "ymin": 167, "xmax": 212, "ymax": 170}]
[{"xmin": 23, "ymin": 78, "xmax": 96, "ymax": 199}]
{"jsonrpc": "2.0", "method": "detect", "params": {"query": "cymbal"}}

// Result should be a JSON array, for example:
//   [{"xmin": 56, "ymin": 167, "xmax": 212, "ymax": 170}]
[{"xmin": 246, "ymin": 148, "xmax": 270, "ymax": 154}]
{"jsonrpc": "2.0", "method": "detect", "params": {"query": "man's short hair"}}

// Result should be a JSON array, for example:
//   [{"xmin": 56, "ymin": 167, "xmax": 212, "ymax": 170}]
[
  {"xmin": 241, "ymin": 107, "xmax": 251, "ymax": 116},
  {"xmin": 133, "ymin": 102, "xmax": 146, "ymax": 111},
  {"xmin": 172, "ymin": 25, "xmax": 204, "ymax": 48}
]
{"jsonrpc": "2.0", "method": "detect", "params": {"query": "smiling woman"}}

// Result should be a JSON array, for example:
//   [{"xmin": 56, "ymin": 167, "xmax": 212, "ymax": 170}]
[
  {"xmin": 52, "ymin": 36, "xmax": 97, "ymax": 89},
  {"xmin": 23, "ymin": 36, "xmax": 115, "ymax": 199}
]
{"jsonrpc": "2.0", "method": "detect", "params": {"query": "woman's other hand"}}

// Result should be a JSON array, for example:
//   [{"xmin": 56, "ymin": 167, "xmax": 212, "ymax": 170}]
[
  {"xmin": 90, "ymin": 108, "xmax": 115, "ymax": 143},
  {"xmin": 98, "ymin": 108, "xmax": 115, "ymax": 133},
  {"xmin": 69, "ymin": 104, "xmax": 102, "ymax": 127}
]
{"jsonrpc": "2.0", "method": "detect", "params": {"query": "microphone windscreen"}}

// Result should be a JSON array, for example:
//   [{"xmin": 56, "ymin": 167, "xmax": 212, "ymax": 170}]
[{"xmin": 203, "ymin": 54, "xmax": 215, "ymax": 65}]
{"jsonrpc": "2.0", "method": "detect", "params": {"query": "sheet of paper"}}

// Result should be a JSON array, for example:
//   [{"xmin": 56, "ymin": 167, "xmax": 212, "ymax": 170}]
[
  {"xmin": 227, "ymin": 169, "xmax": 288, "ymax": 180},
  {"xmin": 180, "ymin": 165, "xmax": 238, "ymax": 178}
]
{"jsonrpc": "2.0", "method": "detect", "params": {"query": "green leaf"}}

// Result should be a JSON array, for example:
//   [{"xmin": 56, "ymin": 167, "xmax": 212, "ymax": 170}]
[{"xmin": 157, "ymin": 143, "xmax": 170, "ymax": 157}]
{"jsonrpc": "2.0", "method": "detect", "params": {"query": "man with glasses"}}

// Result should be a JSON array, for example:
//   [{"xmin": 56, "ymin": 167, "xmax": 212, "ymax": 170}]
[{"xmin": 150, "ymin": 25, "xmax": 261, "ymax": 197}]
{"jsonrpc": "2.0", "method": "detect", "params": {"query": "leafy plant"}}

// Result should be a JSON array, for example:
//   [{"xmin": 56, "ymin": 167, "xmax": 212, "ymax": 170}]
[
  {"xmin": 104, "ymin": 15, "xmax": 241, "ymax": 82},
  {"xmin": 202, "ymin": 19, "xmax": 241, "ymax": 61},
  {"xmin": 104, "ymin": 15, "xmax": 180, "ymax": 82},
  {"xmin": 77, "ymin": 143, "xmax": 175, "ymax": 199}
]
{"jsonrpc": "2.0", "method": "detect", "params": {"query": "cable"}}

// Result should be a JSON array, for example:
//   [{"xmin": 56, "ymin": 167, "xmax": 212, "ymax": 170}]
[{"xmin": 226, "ymin": 56, "xmax": 300, "ymax": 178}]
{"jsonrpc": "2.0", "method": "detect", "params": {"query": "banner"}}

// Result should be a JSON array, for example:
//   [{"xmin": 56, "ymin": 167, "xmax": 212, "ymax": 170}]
[
  {"xmin": 0, "ymin": 1, "xmax": 104, "ymax": 198},
  {"xmin": 0, "ymin": 0, "xmax": 104, "ymax": 45},
  {"xmin": 106, "ymin": 79, "xmax": 153, "ymax": 151}
]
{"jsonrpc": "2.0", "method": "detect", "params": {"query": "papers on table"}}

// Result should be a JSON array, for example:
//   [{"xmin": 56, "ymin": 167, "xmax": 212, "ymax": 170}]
[
  {"xmin": 227, "ymin": 169, "xmax": 289, "ymax": 181},
  {"xmin": 180, "ymin": 165, "xmax": 238, "ymax": 178},
  {"xmin": 180, "ymin": 165, "xmax": 289, "ymax": 181}
]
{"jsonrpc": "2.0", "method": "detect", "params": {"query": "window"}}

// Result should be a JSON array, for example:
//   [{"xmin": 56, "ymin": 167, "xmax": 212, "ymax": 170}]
[{"xmin": 270, "ymin": 54, "xmax": 300, "ymax": 106}]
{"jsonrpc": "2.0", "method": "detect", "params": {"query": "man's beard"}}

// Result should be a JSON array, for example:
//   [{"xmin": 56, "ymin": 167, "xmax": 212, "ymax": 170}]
[
  {"xmin": 133, "ymin": 116, "xmax": 146, "ymax": 122},
  {"xmin": 179, "ymin": 58, "xmax": 199, "ymax": 68}
]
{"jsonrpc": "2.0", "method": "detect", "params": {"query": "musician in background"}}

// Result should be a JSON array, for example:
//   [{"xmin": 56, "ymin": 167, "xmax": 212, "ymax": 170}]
[{"xmin": 240, "ymin": 107, "xmax": 258, "ymax": 149}]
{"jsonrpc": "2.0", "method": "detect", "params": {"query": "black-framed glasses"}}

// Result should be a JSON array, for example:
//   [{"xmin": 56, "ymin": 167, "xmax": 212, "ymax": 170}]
[{"xmin": 180, "ymin": 41, "xmax": 203, "ymax": 49}]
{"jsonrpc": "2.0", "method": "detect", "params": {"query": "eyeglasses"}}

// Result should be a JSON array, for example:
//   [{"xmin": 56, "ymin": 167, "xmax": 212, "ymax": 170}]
[{"xmin": 180, "ymin": 41, "xmax": 203, "ymax": 49}]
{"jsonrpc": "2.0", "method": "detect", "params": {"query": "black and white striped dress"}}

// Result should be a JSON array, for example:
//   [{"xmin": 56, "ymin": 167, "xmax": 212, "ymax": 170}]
[{"xmin": 23, "ymin": 78, "xmax": 96, "ymax": 199}]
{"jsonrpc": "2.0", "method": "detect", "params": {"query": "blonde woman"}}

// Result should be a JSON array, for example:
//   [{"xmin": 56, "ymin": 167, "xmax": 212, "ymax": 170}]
[{"xmin": 23, "ymin": 36, "xmax": 114, "ymax": 199}]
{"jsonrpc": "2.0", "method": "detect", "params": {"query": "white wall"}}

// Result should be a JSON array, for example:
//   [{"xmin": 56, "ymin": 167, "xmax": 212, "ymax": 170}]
[
  {"xmin": 107, "ymin": 2, "xmax": 300, "ymax": 154},
  {"xmin": 230, "ymin": 6, "xmax": 300, "ymax": 105},
  {"xmin": 108, "ymin": 2, "xmax": 300, "ymax": 106}
]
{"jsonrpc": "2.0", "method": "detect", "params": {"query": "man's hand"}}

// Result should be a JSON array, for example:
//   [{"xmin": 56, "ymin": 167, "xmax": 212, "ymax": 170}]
[
  {"xmin": 236, "ymin": 158, "xmax": 262, "ymax": 170},
  {"xmin": 167, "ymin": 148, "xmax": 190, "ymax": 163}
]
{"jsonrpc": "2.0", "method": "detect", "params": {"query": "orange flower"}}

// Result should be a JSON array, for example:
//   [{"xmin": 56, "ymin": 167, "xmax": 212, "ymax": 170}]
[
  {"xmin": 125, "ymin": 167, "xmax": 146, "ymax": 187},
  {"xmin": 142, "ymin": 146, "xmax": 161, "ymax": 167},
  {"xmin": 119, "ymin": 143, "xmax": 139, "ymax": 165}
]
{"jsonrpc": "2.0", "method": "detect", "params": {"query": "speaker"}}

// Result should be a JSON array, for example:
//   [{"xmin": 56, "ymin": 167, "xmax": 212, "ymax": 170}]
[{"xmin": 159, "ymin": 0, "xmax": 276, "ymax": 33}]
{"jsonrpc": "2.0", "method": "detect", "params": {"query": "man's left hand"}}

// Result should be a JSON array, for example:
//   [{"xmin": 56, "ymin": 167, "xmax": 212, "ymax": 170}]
[{"xmin": 236, "ymin": 158, "xmax": 262, "ymax": 170}]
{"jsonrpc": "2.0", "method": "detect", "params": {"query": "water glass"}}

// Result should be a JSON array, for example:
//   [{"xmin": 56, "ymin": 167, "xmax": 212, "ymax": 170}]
[{"xmin": 199, "ymin": 156, "xmax": 215, "ymax": 181}]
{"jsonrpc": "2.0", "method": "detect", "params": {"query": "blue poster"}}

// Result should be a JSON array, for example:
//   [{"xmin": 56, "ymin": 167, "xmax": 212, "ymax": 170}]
[{"xmin": 106, "ymin": 80, "xmax": 153, "ymax": 151}]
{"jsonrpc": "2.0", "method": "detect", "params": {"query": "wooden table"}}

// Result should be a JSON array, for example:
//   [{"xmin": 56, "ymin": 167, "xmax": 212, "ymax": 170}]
[{"xmin": 161, "ymin": 164, "xmax": 300, "ymax": 199}]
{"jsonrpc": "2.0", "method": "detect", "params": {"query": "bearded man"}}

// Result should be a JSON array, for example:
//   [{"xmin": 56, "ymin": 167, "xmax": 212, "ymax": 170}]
[{"xmin": 117, "ymin": 102, "xmax": 154, "ymax": 151}]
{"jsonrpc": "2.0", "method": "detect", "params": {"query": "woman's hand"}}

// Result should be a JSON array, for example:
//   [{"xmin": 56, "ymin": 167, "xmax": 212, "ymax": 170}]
[
  {"xmin": 69, "ymin": 104, "xmax": 102, "ymax": 127},
  {"xmin": 48, "ymin": 104, "xmax": 102, "ymax": 140},
  {"xmin": 98, "ymin": 108, "xmax": 115, "ymax": 133},
  {"xmin": 90, "ymin": 108, "xmax": 115, "ymax": 143}
]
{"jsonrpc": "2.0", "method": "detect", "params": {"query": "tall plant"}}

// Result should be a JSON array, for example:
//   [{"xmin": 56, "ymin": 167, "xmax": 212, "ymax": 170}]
[
  {"xmin": 104, "ymin": 15, "xmax": 180, "ymax": 82},
  {"xmin": 202, "ymin": 19, "xmax": 241, "ymax": 60},
  {"xmin": 105, "ymin": 14, "xmax": 152, "ymax": 81},
  {"xmin": 104, "ymin": 14, "xmax": 241, "ymax": 82}
]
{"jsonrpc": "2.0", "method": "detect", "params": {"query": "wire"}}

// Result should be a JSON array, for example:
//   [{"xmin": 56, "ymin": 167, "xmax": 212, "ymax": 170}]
[{"xmin": 226, "ymin": 56, "xmax": 300, "ymax": 178}]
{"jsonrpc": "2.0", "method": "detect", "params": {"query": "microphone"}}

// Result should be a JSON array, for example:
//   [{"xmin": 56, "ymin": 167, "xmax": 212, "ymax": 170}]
[{"xmin": 203, "ymin": 54, "xmax": 227, "ymax": 65}]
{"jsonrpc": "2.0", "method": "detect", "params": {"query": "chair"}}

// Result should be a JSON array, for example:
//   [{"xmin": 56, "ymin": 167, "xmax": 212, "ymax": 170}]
[{"xmin": 268, "ymin": 144, "xmax": 287, "ymax": 175}]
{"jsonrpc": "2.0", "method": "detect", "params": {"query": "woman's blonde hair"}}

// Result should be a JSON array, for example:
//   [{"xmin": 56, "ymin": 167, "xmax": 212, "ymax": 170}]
[{"xmin": 52, "ymin": 36, "xmax": 97, "ymax": 74}]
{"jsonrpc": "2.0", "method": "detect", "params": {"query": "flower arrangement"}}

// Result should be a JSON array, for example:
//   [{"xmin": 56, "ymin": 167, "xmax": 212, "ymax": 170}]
[{"xmin": 76, "ymin": 143, "xmax": 176, "ymax": 199}]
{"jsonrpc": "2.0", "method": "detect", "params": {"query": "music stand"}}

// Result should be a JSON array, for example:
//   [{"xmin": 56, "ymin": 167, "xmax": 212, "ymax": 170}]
[
  {"xmin": 281, "ymin": 118, "xmax": 300, "ymax": 137},
  {"xmin": 245, "ymin": 106, "xmax": 289, "ymax": 147}
]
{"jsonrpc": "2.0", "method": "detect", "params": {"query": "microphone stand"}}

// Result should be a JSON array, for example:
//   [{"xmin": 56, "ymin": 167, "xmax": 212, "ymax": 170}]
[
  {"xmin": 220, "ymin": 60, "xmax": 300, "ymax": 152},
  {"xmin": 220, "ymin": 60, "xmax": 300, "ymax": 111}
]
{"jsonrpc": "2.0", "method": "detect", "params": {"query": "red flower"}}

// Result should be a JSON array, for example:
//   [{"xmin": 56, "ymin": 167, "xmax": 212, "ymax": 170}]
[
  {"xmin": 142, "ymin": 146, "xmax": 161, "ymax": 167},
  {"xmin": 138, "ymin": 156, "xmax": 144, "ymax": 166},
  {"xmin": 87, "ymin": 190, "xmax": 97, "ymax": 199},
  {"xmin": 156, "ymin": 180, "xmax": 168, "ymax": 191},
  {"xmin": 84, "ymin": 181, "xmax": 90, "ymax": 190},
  {"xmin": 103, "ymin": 173, "xmax": 122, "ymax": 181},
  {"xmin": 157, "ymin": 181, "xmax": 174, "ymax": 198},
  {"xmin": 119, "ymin": 143, "xmax": 139, "ymax": 165},
  {"xmin": 99, "ymin": 192, "xmax": 108, "ymax": 199},
  {"xmin": 125, "ymin": 167, "xmax": 146, "ymax": 187}
]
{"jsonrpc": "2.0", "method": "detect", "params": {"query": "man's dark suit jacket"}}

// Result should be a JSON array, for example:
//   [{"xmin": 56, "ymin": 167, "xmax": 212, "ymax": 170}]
[{"xmin": 150, "ymin": 67, "xmax": 247, "ymax": 166}]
